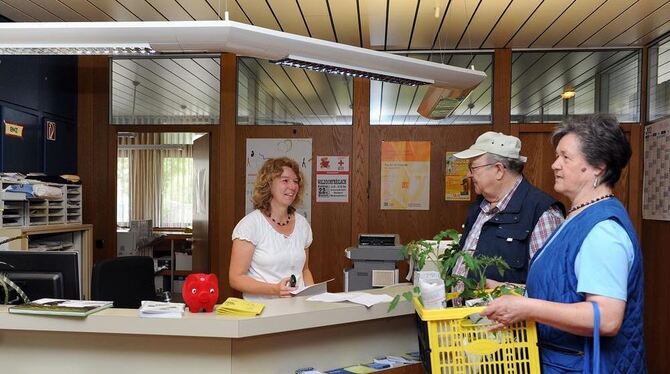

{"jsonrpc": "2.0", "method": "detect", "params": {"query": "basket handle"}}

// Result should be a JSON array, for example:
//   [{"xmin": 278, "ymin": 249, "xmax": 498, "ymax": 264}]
[{"xmin": 583, "ymin": 301, "xmax": 601, "ymax": 373}]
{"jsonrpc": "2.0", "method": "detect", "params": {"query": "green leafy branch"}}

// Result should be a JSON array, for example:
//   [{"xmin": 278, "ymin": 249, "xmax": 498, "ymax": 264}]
[{"xmin": 388, "ymin": 229, "xmax": 512, "ymax": 312}]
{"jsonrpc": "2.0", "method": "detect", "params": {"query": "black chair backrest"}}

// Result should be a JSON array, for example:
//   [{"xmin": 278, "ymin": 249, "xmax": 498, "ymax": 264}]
[{"xmin": 91, "ymin": 256, "xmax": 155, "ymax": 308}]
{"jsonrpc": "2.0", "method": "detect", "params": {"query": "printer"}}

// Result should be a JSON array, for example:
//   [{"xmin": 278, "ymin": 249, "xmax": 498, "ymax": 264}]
[{"xmin": 344, "ymin": 234, "xmax": 404, "ymax": 292}]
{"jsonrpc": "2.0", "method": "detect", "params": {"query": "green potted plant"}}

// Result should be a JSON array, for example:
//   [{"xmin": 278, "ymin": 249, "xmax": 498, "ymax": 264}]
[{"xmin": 389, "ymin": 229, "xmax": 520, "ymax": 311}]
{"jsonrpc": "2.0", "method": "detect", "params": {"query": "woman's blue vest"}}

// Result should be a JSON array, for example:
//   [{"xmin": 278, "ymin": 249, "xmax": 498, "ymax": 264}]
[{"xmin": 527, "ymin": 198, "xmax": 646, "ymax": 373}]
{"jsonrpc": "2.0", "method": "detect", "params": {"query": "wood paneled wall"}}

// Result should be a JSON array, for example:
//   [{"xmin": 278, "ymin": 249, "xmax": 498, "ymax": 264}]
[
  {"xmin": 642, "ymin": 220, "xmax": 670, "ymax": 373},
  {"xmin": 78, "ymin": 56, "xmax": 116, "ymax": 261}
]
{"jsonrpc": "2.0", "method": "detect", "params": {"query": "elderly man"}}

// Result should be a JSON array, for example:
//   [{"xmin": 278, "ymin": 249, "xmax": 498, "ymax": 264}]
[{"xmin": 452, "ymin": 132, "xmax": 564, "ymax": 289}]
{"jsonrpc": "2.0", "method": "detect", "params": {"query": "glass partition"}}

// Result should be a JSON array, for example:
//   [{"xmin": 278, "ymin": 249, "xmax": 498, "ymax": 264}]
[
  {"xmin": 237, "ymin": 57, "xmax": 353, "ymax": 125},
  {"xmin": 649, "ymin": 34, "xmax": 670, "ymax": 122},
  {"xmin": 111, "ymin": 56, "xmax": 220, "ymax": 125},
  {"xmin": 370, "ymin": 53, "xmax": 493, "ymax": 125},
  {"xmin": 511, "ymin": 50, "xmax": 640, "ymax": 123}
]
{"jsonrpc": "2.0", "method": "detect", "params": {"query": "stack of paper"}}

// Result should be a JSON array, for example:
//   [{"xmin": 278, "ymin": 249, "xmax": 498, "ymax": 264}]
[
  {"xmin": 216, "ymin": 297, "xmax": 264, "ymax": 317},
  {"xmin": 139, "ymin": 301, "xmax": 185, "ymax": 318}
]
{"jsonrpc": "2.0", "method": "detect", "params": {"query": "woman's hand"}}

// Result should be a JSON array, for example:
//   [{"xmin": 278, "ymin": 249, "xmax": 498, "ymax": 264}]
[
  {"xmin": 481, "ymin": 295, "xmax": 529, "ymax": 327},
  {"xmin": 276, "ymin": 276, "xmax": 296, "ymax": 297}
]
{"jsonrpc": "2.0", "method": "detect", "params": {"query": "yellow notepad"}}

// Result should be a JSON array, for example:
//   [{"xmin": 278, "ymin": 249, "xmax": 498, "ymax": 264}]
[{"xmin": 216, "ymin": 297, "xmax": 264, "ymax": 317}]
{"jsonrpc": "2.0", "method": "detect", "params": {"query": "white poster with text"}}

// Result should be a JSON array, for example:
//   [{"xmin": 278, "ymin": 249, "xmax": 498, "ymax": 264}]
[{"xmin": 316, "ymin": 155, "xmax": 349, "ymax": 203}]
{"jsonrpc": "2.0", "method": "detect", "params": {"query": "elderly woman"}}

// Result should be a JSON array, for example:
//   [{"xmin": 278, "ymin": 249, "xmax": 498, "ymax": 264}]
[
  {"xmin": 229, "ymin": 157, "xmax": 314, "ymax": 301},
  {"xmin": 482, "ymin": 114, "xmax": 645, "ymax": 373}
]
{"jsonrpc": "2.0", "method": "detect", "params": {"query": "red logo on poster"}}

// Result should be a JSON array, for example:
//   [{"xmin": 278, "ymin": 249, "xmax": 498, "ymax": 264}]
[{"xmin": 46, "ymin": 120, "xmax": 56, "ymax": 141}]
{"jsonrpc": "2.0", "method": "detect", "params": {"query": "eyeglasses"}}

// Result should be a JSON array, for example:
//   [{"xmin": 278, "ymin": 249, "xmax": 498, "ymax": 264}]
[{"xmin": 468, "ymin": 162, "xmax": 497, "ymax": 173}]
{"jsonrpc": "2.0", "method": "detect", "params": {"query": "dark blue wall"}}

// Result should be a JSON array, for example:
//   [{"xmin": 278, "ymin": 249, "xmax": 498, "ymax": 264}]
[{"xmin": 0, "ymin": 55, "xmax": 78, "ymax": 174}]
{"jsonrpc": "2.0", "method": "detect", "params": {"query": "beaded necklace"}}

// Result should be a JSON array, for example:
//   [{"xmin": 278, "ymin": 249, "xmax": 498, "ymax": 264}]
[
  {"xmin": 568, "ymin": 194, "xmax": 615, "ymax": 214},
  {"xmin": 268, "ymin": 213, "xmax": 291, "ymax": 226}
]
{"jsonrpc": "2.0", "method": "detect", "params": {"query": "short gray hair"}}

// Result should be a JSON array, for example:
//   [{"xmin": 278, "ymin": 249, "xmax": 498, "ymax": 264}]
[
  {"xmin": 486, "ymin": 153, "xmax": 525, "ymax": 174},
  {"xmin": 552, "ymin": 114, "xmax": 631, "ymax": 188}
]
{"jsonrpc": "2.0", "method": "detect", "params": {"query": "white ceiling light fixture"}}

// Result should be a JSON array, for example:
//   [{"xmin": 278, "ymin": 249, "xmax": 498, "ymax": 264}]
[{"xmin": 0, "ymin": 20, "xmax": 485, "ymax": 93}]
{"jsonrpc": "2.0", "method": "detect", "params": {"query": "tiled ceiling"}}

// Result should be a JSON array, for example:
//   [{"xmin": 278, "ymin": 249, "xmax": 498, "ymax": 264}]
[{"xmin": 2, "ymin": 0, "xmax": 667, "ymax": 124}]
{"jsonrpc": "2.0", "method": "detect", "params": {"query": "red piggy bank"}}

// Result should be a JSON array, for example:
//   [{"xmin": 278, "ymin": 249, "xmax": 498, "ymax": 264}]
[{"xmin": 182, "ymin": 273, "xmax": 219, "ymax": 313}]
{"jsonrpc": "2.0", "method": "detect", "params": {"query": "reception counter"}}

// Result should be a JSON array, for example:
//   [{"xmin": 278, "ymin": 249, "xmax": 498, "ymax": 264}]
[{"xmin": 0, "ymin": 286, "xmax": 418, "ymax": 373}]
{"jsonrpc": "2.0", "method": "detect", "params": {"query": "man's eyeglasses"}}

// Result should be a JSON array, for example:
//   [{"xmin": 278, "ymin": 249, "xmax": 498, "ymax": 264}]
[{"xmin": 468, "ymin": 162, "xmax": 497, "ymax": 173}]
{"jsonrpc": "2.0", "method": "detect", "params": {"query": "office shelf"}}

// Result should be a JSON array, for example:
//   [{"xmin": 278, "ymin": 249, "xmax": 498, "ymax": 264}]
[{"xmin": 1, "ymin": 178, "xmax": 83, "ymax": 228}]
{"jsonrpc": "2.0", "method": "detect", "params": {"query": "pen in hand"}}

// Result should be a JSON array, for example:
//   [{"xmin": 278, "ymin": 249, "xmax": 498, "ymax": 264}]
[{"xmin": 289, "ymin": 274, "xmax": 297, "ymax": 288}]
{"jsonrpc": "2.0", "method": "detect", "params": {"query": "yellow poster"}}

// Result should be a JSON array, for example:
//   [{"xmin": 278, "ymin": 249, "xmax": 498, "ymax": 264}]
[
  {"xmin": 380, "ymin": 141, "xmax": 431, "ymax": 210},
  {"xmin": 445, "ymin": 152, "xmax": 471, "ymax": 201}
]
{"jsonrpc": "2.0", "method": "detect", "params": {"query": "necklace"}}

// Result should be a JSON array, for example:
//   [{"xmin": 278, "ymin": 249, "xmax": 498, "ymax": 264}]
[
  {"xmin": 268, "ymin": 213, "xmax": 291, "ymax": 226},
  {"xmin": 568, "ymin": 194, "xmax": 615, "ymax": 214}
]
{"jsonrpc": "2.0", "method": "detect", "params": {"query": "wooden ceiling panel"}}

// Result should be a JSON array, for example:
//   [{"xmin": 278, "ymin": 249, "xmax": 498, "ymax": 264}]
[
  {"xmin": 458, "ymin": 0, "xmax": 512, "ymax": 49},
  {"xmin": 297, "ymin": 0, "xmax": 336, "ymax": 42},
  {"xmin": 29, "ymin": 0, "xmax": 89, "ymax": 21},
  {"xmin": 86, "ymin": 0, "xmax": 141, "ymax": 21},
  {"xmin": 554, "ymin": 0, "xmax": 636, "ymax": 48},
  {"xmin": 0, "ymin": 2, "xmax": 37, "ymax": 21},
  {"xmin": 57, "ymin": 0, "xmax": 115, "ymax": 21},
  {"xmin": 505, "ymin": 0, "xmax": 576, "ymax": 48},
  {"xmin": 266, "ymin": 0, "xmax": 309, "ymax": 36},
  {"xmin": 115, "ymin": 0, "xmax": 166, "ymax": 21},
  {"xmin": 2, "ymin": 0, "xmax": 61, "ymax": 21},
  {"xmin": 384, "ymin": 0, "xmax": 417, "ymax": 50},
  {"xmin": 633, "ymin": 20, "xmax": 670, "ymax": 46},
  {"xmin": 326, "ymin": 0, "xmax": 360, "ymax": 46},
  {"xmin": 408, "ymin": 0, "xmax": 447, "ymax": 49},
  {"xmin": 480, "ymin": 0, "xmax": 542, "ymax": 49},
  {"xmin": 602, "ymin": 2, "xmax": 670, "ymax": 47},
  {"xmin": 236, "ymin": 0, "xmax": 280, "ymax": 29},
  {"xmin": 530, "ymin": 0, "xmax": 607, "ymax": 48},
  {"xmin": 359, "ymin": 0, "xmax": 387, "ymax": 49},
  {"xmin": 434, "ymin": 0, "xmax": 480, "ymax": 49},
  {"xmin": 145, "ymin": 0, "xmax": 195, "ymax": 21},
  {"xmin": 174, "ymin": 0, "xmax": 219, "ymax": 20}
]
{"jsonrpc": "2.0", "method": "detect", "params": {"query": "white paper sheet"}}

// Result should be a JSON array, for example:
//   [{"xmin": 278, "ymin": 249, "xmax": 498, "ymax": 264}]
[
  {"xmin": 290, "ymin": 278, "xmax": 334, "ymax": 297},
  {"xmin": 306, "ymin": 292, "xmax": 393, "ymax": 308}
]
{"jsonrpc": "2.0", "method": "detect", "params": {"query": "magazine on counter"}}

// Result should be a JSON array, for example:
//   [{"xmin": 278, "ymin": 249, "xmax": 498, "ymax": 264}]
[{"xmin": 9, "ymin": 298, "xmax": 113, "ymax": 317}]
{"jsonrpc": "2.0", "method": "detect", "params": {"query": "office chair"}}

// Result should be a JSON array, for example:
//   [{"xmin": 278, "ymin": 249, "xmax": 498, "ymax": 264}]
[{"xmin": 91, "ymin": 256, "xmax": 156, "ymax": 308}]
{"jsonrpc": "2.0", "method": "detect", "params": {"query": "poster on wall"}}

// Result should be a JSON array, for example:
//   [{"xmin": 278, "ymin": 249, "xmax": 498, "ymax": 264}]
[
  {"xmin": 445, "ymin": 152, "xmax": 471, "ymax": 201},
  {"xmin": 246, "ymin": 138, "xmax": 312, "ymax": 222},
  {"xmin": 380, "ymin": 141, "xmax": 431, "ymax": 210},
  {"xmin": 315, "ymin": 155, "xmax": 349, "ymax": 203},
  {"xmin": 643, "ymin": 119, "xmax": 670, "ymax": 221}
]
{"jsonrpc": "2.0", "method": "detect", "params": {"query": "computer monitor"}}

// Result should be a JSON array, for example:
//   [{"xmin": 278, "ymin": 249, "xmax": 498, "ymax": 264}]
[
  {"xmin": 0, "ymin": 250, "xmax": 80, "ymax": 300},
  {"xmin": 1, "ymin": 272, "xmax": 64, "ymax": 303}
]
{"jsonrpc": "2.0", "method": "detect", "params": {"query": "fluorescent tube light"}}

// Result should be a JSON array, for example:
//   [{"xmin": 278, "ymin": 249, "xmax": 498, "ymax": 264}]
[
  {"xmin": 272, "ymin": 55, "xmax": 432, "ymax": 86},
  {"xmin": 0, "ymin": 43, "xmax": 155, "ymax": 55}
]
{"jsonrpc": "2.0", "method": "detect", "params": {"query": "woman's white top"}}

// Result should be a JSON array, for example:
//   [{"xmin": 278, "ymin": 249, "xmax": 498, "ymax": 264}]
[{"xmin": 232, "ymin": 209, "xmax": 313, "ymax": 301}]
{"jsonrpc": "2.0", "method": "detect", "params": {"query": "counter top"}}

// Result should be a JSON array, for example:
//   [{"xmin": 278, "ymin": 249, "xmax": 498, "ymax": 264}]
[{"xmin": 0, "ymin": 284, "xmax": 415, "ymax": 339}]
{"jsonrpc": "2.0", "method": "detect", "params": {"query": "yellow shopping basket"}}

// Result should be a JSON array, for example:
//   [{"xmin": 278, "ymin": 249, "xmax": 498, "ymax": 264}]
[{"xmin": 414, "ymin": 298, "xmax": 541, "ymax": 374}]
